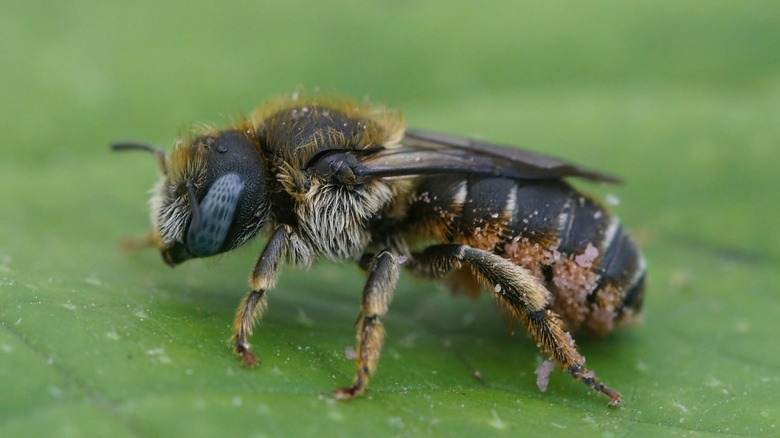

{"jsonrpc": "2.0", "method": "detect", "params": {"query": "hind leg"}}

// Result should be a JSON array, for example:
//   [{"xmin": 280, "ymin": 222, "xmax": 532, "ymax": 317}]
[{"xmin": 408, "ymin": 243, "xmax": 622, "ymax": 407}]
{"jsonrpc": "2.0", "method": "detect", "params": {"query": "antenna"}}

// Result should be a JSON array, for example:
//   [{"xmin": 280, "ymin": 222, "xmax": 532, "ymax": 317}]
[{"xmin": 111, "ymin": 141, "xmax": 168, "ymax": 175}]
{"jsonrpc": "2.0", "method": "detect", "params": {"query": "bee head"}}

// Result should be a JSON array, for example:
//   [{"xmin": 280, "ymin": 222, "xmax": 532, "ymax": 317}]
[{"xmin": 114, "ymin": 127, "xmax": 271, "ymax": 266}]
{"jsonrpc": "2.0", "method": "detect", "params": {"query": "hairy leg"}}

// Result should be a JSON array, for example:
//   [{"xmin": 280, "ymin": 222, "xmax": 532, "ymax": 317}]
[
  {"xmin": 231, "ymin": 224, "xmax": 292, "ymax": 366},
  {"xmin": 333, "ymin": 250, "xmax": 401, "ymax": 399},
  {"xmin": 407, "ymin": 243, "xmax": 622, "ymax": 406}
]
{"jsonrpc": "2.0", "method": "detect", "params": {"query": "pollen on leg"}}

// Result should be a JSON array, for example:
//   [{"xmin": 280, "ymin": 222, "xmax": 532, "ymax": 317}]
[
  {"xmin": 461, "ymin": 220, "xmax": 507, "ymax": 253},
  {"xmin": 549, "ymin": 260, "xmax": 598, "ymax": 329},
  {"xmin": 585, "ymin": 283, "xmax": 623, "ymax": 336},
  {"xmin": 535, "ymin": 359, "xmax": 554, "ymax": 392},
  {"xmin": 504, "ymin": 236, "xmax": 559, "ymax": 281}
]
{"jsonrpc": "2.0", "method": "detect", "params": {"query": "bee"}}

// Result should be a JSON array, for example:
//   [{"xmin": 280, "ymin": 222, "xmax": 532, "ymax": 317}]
[{"xmin": 113, "ymin": 95, "xmax": 645, "ymax": 407}]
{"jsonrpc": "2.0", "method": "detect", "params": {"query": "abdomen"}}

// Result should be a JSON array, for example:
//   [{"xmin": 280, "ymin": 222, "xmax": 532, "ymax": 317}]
[{"xmin": 405, "ymin": 174, "xmax": 646, "ymax": 336}]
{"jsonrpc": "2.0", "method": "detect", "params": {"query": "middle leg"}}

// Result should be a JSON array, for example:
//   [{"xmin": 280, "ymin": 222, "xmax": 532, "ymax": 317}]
[{"xmin": 333, "ymin": 250, "xmax": 401, "ymax": 399}]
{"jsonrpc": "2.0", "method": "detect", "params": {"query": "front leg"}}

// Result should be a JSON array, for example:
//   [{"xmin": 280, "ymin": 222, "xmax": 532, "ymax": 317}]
[
  {"xmin": 231, "ymin": 224, "xmax": 292, "ymax": 366},
  {"xmin": 333, "ymin": 250, "xmax": 401, "ymax": 399}
]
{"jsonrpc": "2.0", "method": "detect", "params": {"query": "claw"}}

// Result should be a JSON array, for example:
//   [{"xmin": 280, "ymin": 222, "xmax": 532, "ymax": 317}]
[
  {"xmin": 602, "ymin": 386, "xmax": 623, "ymax": 408},
  {"xmin": 235, "ymin": 343, "xmax": 260, "ymax": 367},
  {"xmin": 332, "ymin": 386, "xmax": 362, "ymax": 400}
]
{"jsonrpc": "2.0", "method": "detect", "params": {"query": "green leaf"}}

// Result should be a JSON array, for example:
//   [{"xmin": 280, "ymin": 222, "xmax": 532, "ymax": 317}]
[{"xmin": 2, "ymin": 1, "xmax": 779, "ymax": 436}]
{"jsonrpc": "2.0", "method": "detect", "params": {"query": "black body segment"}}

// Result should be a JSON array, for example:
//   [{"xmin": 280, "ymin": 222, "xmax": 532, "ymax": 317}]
[
  {"xmin": 508, "ymin": 182, "xmax": 572, "ymax": 239},
  {"xmin": 405, "ymin": 173, "xmax": 646, "ymax": 333}
]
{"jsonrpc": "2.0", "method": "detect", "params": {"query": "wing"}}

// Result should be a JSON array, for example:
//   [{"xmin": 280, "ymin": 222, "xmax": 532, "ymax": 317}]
[{"xmin": 352, "ymin": 129, "xmax": 620, "ymax": 183}]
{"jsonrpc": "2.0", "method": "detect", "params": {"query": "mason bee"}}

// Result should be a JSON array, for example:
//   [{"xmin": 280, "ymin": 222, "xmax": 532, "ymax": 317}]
[{"xmin": 113, "ymin": 95, "xmax": 645, "ymax": 407}]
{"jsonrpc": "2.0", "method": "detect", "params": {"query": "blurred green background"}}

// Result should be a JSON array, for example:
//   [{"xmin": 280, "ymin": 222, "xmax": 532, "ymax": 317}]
[{"xmin": 2, "ymin": 1, "xmax": 779, "ymax": 436}]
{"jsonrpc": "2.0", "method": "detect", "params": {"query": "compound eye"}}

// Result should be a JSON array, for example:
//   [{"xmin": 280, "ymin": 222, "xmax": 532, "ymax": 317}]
[{"xmin": 186, "ymin": 173, "xmax": 245, "ymax": 257}]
